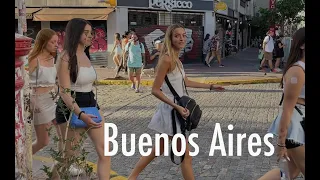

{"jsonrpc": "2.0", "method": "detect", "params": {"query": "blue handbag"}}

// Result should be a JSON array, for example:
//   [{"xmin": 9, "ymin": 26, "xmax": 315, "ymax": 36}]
[
  {"xmin": 70, "ymin": 107, "xmax": 102, "ymax": 128},
  {"xmin": 69, "ymin": 66, "xmax": 102, "ymax": 128}
]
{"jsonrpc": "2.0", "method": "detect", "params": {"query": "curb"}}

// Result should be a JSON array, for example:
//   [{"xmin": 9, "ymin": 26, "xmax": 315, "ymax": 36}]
[
  {"xmin": 33, "ymin": 155, "xmax": 127, "ymax": 180},
  {"xmin": 96, "ymin": 78, "xmax": 281, "ymax": 86}
]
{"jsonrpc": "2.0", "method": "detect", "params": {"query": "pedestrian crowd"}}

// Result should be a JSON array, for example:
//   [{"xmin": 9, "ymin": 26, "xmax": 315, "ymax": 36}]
[{"xmin": 27, "ymin": 17, "xmax": 304, "ymax": 180}]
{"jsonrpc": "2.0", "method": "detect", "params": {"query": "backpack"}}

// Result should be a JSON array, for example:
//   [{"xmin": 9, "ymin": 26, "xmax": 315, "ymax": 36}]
[{"xmin": 259, "ymin": 36, "xmax": 270, "ymax": 49}]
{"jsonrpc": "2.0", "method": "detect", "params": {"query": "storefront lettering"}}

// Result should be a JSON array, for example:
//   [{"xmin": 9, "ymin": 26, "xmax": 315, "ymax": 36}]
[{"xmin": 149, "ymin": 0, "xmax": 193, "ymax": 11}]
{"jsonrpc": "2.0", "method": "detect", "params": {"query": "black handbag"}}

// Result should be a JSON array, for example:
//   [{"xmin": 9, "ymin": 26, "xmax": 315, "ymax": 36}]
[{"xmin": 164, "ymin": 68, "xmax": 202, "ymax": 165}]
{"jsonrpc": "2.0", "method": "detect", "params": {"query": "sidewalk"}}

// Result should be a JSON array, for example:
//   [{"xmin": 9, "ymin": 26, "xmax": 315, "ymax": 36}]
[
  {"xmin": 32, "ymin": 155, "xmax": 126, "ymax": 180},
  {"xmin": 95, "ymin": 48, "xmax": 282, "ymax": 86}
]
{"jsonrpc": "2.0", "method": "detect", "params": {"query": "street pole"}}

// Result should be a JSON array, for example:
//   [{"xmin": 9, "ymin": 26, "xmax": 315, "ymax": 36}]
[
  {"xmin": 16, "ymin": 0, "xmax": 32, "ymax": 179},
  {"xmin": 17, "ymin": 0, "xmax": 27, "ymax": 35}
]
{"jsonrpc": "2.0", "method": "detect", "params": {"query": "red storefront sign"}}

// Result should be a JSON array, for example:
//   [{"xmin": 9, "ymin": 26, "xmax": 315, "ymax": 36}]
[{"xmin": 269, "ymin": 0, "xmax": 276, "ymax": 9}]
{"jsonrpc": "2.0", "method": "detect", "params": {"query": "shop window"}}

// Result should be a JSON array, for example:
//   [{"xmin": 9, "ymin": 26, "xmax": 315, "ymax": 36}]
[
  {"xmin": 158, "ymin": 12, "xmax": 203, "ymax": 27},
  {"xmin": 128, "ymin": 11, "xmax": 158, "ymax": 27},
  {"xmin": 240, "ymin": 0, "xmax": 246, "ymax": 7}
]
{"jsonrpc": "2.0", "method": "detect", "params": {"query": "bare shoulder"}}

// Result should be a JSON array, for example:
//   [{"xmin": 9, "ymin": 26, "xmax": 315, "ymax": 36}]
[
  {"xmin": 161, "ymin": 54, "xmax": 171, "ymax": 64},
  {"xmin": 285, "ymin": 65, "xmax": 305, "ymax": 83},
  {"xmin": 57, "ymin": 51, "xmax": 70, "ymax": 71}
]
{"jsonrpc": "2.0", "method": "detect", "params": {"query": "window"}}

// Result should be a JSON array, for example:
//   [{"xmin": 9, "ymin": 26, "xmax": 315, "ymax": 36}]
[
  {"xmin": 240, "ymin": 0, "xmax": 246, "ymax": 7},
  {"xmin": 128, "ymin": 11, "xmax": 158, "ymax": 27}
]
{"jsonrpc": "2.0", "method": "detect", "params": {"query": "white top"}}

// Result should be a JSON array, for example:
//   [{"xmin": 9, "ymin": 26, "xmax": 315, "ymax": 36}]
[
  {"xmin": 29, "ymin": 58, "xmax": 57, "ymax": 88},
  {"xmin": 70, "ymin": 66, "xmax": 96, "ymax": 92},
  {"xmin": 263, "ymin": 35, "xmax": 274, "ymax": 52},
  {"xmin": 283, "ymin": 61, "xmax": 305, "ymax": 99},
  {"xmin": 148, "ymin": 63, "xmax": 187, "ymax": 136}
]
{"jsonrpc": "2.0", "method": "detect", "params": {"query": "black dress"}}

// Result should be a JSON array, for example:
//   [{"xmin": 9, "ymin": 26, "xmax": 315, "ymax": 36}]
[{"xmin": 275, "ymin": 40, "xmax": 284, "ymax": 58}]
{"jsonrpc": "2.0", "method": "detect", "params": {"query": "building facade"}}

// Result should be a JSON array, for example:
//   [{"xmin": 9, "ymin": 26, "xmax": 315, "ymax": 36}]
[
  {"xmin": 107, "ymin": 0, "xmax": 215, "ymax": 65},
  {"xmin": 15, "ymin": 0, "xmax": 215, "ymax": 66},
  {"xmin": 15, "ymin": 0, "xmax": 114, "ymax": 66},
  {"xmin": 214, "ymin": 0, "xmax": 253, "ymax": 54}
]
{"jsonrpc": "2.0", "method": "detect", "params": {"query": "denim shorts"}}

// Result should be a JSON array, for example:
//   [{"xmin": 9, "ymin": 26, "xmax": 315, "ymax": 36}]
[{"xmin": 55, "ymin": 91, "xmax": 100, "ymax": 124}]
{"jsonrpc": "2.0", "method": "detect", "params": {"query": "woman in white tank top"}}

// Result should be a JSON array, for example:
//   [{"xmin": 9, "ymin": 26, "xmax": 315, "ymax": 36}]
[
  {"xmin": 52, "ymin": 18, "xmax": 111, "ymax": 180},
  {"xmin": 111, "ymin": 33, "xmax": 122, "ymax": 70},
  {"xmin": 128, "ymin": 24, "xmax": 226, "ymax": 180},
  {"xmin": 28, "ymin": 28, "xmax": 60, "ymax": 155},
  {"xmin": 260, "ymin": 27, "xmax": 305, "ymax": 180}
]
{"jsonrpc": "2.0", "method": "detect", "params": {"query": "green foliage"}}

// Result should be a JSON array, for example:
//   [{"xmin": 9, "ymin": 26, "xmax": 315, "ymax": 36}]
[{"xmin": 252, "ymin": 0, "xmax": 304, "ymax": 36}]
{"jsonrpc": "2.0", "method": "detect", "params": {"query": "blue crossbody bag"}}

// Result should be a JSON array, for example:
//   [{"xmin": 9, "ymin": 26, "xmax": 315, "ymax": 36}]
[{"xmin": 69, "ymin": 62, "xmax": 102, "ymax": 128}]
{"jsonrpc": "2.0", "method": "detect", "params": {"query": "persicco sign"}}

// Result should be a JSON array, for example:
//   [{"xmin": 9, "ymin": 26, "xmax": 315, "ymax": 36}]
[{"xmin": 149, "ymin": 0, "xmax": 193, "ymax": 11}]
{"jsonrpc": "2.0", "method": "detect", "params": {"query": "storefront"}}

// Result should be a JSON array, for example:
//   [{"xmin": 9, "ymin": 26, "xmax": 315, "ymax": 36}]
[
  {"xmin": 214, "ymin": 1, "xmax": 237, "ymax": 58},
  {"xmin": 107, "ymin": 0, "xmax": 215, "ymax": 65},
  {"xmin": 15, "ymin": 7, "xmax": 114, "ymax": 66}
]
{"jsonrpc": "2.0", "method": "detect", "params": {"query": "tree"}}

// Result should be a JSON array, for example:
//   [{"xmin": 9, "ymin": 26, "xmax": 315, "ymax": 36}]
[{"xmin": 252, "ymin": 0, "xmax": 305, "ymax": 37}]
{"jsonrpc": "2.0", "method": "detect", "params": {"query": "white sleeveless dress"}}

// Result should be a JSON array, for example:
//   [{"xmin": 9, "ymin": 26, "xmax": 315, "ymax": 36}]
[{"xmin": 148, "ymin": 65, "xmax": 187, "ymax": 136}]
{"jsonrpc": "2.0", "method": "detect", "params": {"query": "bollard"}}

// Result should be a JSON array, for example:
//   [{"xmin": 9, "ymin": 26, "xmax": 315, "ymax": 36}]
[{"xmin": 15, "ymin": 33, "xmax": 32, "ymax": 180}]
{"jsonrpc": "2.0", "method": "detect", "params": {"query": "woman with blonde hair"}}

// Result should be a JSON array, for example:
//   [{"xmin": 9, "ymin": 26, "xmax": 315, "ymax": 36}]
[
  {"xmin": 128, "ymin": 24, "xmax": 225, "ymax": 180},
  {"xmin": 29, "ymin": 28, "xmax": 84, "ymax": 176},
  {"xmin": 28, "ymin": 28, "xmax": 60, "ymax": 154}
]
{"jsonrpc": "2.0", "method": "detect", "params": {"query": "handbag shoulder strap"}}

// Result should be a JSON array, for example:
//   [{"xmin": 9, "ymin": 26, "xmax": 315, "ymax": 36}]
[
  {"xmin": 175, "ymin": 61, "xmax": 189, "ymax": 96},
  {"xmin": 165, "ymin": 75, "xmax": 180, "ymax": 101}
]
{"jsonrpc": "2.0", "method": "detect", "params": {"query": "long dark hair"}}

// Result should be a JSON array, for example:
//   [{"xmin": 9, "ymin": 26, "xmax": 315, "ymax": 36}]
[
  {"xmin": 280, "ymin": 27, "xmax": 305, "ymax": 88},
  {"xmin": 84, "ymin": 46, "xmax": 91, "ymax": 60},
  {"xmin": 64, "ymin": 18, "xmax": 92, "ymax": 83},
  {"xmin": 204, "ymin": 33, "xmax": 210, "ymax": 41}
]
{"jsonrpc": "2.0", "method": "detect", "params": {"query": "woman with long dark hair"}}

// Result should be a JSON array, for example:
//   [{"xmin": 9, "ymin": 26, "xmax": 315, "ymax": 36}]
[
  {"xmin": 52, "ymin": 18, "xmax": 111, "ymax": 179},
  {"xmin": 259, "ymin": 27, "xmax": 305, "ymax": 180}
]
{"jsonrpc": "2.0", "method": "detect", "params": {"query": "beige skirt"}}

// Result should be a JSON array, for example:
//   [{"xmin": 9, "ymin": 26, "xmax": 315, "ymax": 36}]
[{"xmin": 30, "ymin": 90, "xmax": 56, "ymax": 125}]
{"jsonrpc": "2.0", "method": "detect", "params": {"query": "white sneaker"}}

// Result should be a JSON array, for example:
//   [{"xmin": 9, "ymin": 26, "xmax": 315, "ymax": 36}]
[{"xmin": 69, "ymin": 164, "xmax": 84, "ymax": 176}]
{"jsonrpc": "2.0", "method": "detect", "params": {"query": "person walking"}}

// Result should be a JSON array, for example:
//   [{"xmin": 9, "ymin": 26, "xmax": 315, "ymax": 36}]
[
  {"xmin": 127, "ymin": 24, "xmax": 225, "ymax": 180},
  {"xmin": 123, "ymin": 33, "xmax": 145, "ymax": 93},
  {"xmin": 205, "ymin": 30, "xmax": 224, "ymax": 67},
  {"xmin": 111, "ymin": 33, "xmax": 122, "ymax": 70},
  {"xmin": 274, "ymin": 35, "xmax": 285, "ymax": 71},
  {"xmin": 52, "ymin": 18, "xmax": 111, "ymax": 179},
  {"xmin": 114, "ymin": 31, "xmax": 130, "ymax": 78},
  {"xmin": 202, "ymin": 33, "xmax": 210, "ymax": 65},
  {"xmin": 28, "ymin": 28, "xmax": 60, "ymax": 154},
  {"xmin": 260, "ymin": 27, "xmax": 305, "ymax": 180},
  {"xmin": 259, "ymin": 30, "xmax": 276, "ymax": 72},
  {"xmin": 150, "ymin": 40, "xmax": 162, "ymax": 72}
]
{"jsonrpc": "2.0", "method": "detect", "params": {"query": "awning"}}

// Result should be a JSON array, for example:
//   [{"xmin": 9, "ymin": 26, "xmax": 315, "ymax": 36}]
[
  {"xmin": 15, "ymin": 8, "xmax": 42, "ymax": 19},
  {"xmin": 33, "ymin": 8, "xmax": 114, "ymax": 21}
]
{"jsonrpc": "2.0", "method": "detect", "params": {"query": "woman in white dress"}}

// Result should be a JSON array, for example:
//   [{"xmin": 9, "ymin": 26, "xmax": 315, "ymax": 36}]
[
  {"xmin": 128, "ymin": 24, "xmax": 225, "ymax": 180},
  {"xmin": 111, "ymin": 33, "xmax": 122, "ymax": 69}
]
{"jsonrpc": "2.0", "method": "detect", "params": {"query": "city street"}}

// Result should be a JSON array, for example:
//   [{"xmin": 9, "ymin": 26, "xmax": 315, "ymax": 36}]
[{"xmin": 34, "ymin": 83, "xmax": 304, "ymax": 179}]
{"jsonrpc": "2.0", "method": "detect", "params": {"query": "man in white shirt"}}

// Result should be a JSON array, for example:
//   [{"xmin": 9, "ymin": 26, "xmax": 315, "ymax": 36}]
[{"xmin": 259, "ymin": 30, "xmax": 275, "ymax": 72}]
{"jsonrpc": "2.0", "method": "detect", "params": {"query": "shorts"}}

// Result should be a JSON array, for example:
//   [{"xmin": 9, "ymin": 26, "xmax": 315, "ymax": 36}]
[
  {"xmin": 264, "ymin": 52, "xmax": 273, "ymax": 61},
  {"xmin": 31, "ymin": 89, "xmax": 57, "ymax": 125},
  {"xmin": 285, "ymin": 139, "xmax": 302, "ymax": 149},
  {"xmin": 55, "ymin": 91, "xmax": 100, "ymax": 124},
  {"xmin": 128, "ymin": 67, "xmax": 142, "ymax": 74}
]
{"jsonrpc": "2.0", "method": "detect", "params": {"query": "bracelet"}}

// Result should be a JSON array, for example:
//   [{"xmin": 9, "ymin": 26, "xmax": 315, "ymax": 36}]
[
  {"xmin": 277, "ymin": 143, "xmax": 286, "ymax": 148},
  {"xmin": 78, "ymin": 111, "xmax": 85, "ymax": 120}
]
